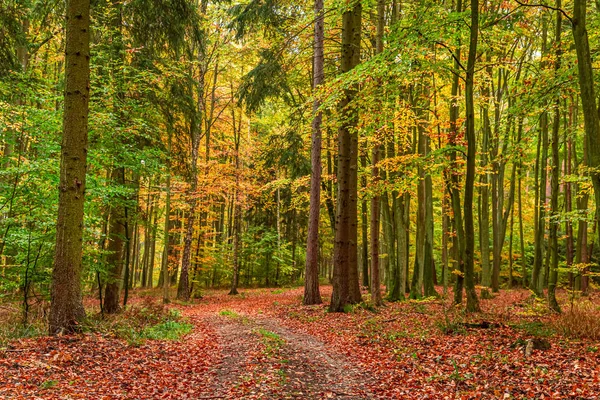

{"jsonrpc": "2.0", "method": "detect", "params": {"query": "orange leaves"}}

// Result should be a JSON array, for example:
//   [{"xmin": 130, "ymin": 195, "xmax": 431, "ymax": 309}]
[{"xmin": 3, "ymin": 289, "xmax": 600, "ymax": 398}]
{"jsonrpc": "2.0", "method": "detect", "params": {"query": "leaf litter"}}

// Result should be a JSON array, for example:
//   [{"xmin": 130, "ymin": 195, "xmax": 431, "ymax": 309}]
[{"xmin": 1, "ymin": 287, "xmax": 599, "ymax": 399}]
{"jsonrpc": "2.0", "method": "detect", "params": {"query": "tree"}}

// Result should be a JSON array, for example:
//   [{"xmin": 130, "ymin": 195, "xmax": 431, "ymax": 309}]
[
  {"xmin": 369, "ymin": 0, "xmax": 385, "ymax": 307},
  {"xmin": 330, "ymin": 0, "xmax": 362, "ymax": 312},
  {"xmin": 303, "ymin": 0, "xmax": 325, "ymax": 306},
  {"xmin": 547, "ymin": 0, "xmax": 562, "ymax": 313},
  {"xmin": 572, "ymin": 0, "xmax": 600, "ymax": 250},
  {"xmin": 48, "ymin": 0, "xmax": 91, "ymax": 334},
  {"xmin": 463, "ymin": 0, "xmax": 481, "ymax": 313}
]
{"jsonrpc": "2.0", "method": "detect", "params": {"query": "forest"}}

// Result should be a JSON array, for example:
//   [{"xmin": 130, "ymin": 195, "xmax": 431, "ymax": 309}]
[{"xmin": 1, "ymin": 0, "xmax": 600, "ymax": 398}]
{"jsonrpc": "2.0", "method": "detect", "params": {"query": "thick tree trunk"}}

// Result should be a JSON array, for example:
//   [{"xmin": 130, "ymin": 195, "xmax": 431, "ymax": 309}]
[
  {"xmin": 572, "ymin": 0, "xmax": 600, "ymax": 253},
  {"xmin": 330, "ymin": 2, "xmax": 362, "ymax": 312},
  {"xmin": 303, "ymin": 0, "xmax": 324, "ymax": 305},
  {"xmin": 48, "ymin": 0, "xmax": 90, "ymax": 334}
]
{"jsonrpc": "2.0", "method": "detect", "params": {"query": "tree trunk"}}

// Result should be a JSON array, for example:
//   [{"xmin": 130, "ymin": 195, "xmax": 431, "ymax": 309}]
[
  {"xmin": 162, "ymin": 123, "xmax": 173, "ymax": 303},
  {"xmin": 303, "ymin": 0, "xmax": 324, "ymax": 305},
  {"xmin": 369, "ymin": 0, "xmax": 384, "ymax": 307},
  {"xmin": 531, "ymin": 16, "xmax": 551, "ymax": 297},
  {"xmin": 361, "ymin": 154, "xmax": 369, "ymax": 288},
  {"xmin": 448, "ymin": 0, "xmax": 465, "ymax": 306},
  {"xmin": 229, "ymin": 91, "xmax": 243, "ymax": 295},
  {"xmin": 330, "ymin": 2, "xmax": 362, "ymax": 312},
  {"xmin": 572, "ymin": 0, "xmax": 600, "ymax": 253},
  {"xmin": 103, "ymin": 168, "xmax": 126, "ymax": 314},
  {"xmin": 547, "ymin": 1, "xmax": 562, "ymax": 312},
  {"xmin": 479, "ymin": 80, "xmax": 492, "ymax": 294},
  {"xmin": 48, "ymin": 0, "xmax": 90, "ymax": 334},
  {"xmin": 464, "ymin": 0, "xmax": 481, "ymax": 313},
  {"xmin": 370, "ymin": 145, "xmax": 382, "ymax": 305}
]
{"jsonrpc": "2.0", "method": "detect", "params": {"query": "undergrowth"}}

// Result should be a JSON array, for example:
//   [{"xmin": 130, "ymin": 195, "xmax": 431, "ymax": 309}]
[
  {"xmin": 84, "ymin": 301, "xmax": 193, "ymax": 345},
  {"xmin": 552, "ymin": 301, "xmax": 600, "ymax": 340},
  {"xmin": 0, "ymin": 319, "xmax": 46, "ymax": 347},
  {"xmin": 0, "ymin": 303, "xmax": 47, "ymax": 346},
  {"xmin": 0, "ymin": 298, "xmax": 193, "ymax": 347}
]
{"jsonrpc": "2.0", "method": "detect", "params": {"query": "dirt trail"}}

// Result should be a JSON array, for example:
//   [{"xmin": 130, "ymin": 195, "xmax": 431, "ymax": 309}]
[{"xmin": 204, "ymin": 312, "xmax": 376, "ymax": 399}]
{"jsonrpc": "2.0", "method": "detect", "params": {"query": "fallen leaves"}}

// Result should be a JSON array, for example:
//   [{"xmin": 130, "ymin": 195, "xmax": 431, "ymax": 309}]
[{"xmin": 1, "ymin": 287, "xmax": 599, "ymax": 398}]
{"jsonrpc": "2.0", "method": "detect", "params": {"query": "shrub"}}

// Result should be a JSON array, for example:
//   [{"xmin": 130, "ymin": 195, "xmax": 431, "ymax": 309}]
[{"xmin": 553, "ymin": 301, "xmax": 600, "ymax": 340}]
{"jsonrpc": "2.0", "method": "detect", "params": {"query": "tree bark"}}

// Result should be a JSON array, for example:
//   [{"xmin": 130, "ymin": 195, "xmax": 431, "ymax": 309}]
[
  {"xmin": 572, "ymin": 0, "xmax": 600, "ymax": 254},
  {"xmin": 464, "ymin": 0, "xmax": 481, "ymax": 313},
  {"xmin": 370, "ymin": 0, "xmax": 384, "ymax": 307},
  {"xmin": 103, "ymin": 168, "xmax": 126, "ymax": 313},
  {"xmin": 330, "ymin": 1, "xmax": 362, "ymax": 312},
  {"xmin": 548, "ymin": 0, "xmax": 562, "ymax": 312},
  {"xmin": 303, "ymin": 0, "xmax": 324, "ymax": 305},
  {"xmin": 531, "ymin": 17, "xmax": 549, "ymax": 296},
  {"xmin": 49, "ymin": 0, "xmax": 90, "ymax": 334}
]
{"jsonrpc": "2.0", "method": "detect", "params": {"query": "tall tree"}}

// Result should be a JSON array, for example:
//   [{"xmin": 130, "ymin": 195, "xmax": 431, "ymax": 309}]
[
  {"xmin": 547, "ymin": 0, "xmax": 562, "ymax": 313},
  {"xmin": 463, "ymin": 0, "xmax": 481, "ymax": 312},
  {"xmin": 330, "ymin": 0, "xmax": 362, "ymax": 312},
  {"xmin": 303, "ymin": 0, "xmax": 325, "ymax": 306},
  {"xmin": 370, "ymin": 0, "xmax": 385, "ymax": 307},
  {"xmin": 48, "ymin": 0, "xmax": 90, "ymax": 334},
  {"xmin": 572, "ymin": 0, "xmax": 600, "ymax": 251}
]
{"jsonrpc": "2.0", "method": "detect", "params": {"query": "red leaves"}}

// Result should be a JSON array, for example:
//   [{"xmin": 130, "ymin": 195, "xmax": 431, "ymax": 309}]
[
  {"xmin": 2, "ymin": 287, "xmax": 600, "ymax": 398},
  {"xmin": 0, "ymin": 316, "xmax": 220, "ymax": 399}
]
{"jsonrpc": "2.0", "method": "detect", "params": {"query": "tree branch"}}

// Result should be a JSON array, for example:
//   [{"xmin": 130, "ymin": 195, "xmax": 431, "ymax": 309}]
[{"xmin": 513, "ymin": 0, "xmax": 572, "ymax": 24}]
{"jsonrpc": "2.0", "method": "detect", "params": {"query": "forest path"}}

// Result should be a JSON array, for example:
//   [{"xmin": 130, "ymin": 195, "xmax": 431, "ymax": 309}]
[{"xmin": 194, "ymin": 307, "xmax": 376, "ymax": 399}]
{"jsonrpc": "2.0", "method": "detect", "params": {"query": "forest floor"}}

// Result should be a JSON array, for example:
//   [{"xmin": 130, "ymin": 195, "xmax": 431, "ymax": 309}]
[{"xmin": 1, "ymin": 286, "xmax": 600, "ymax": 399}]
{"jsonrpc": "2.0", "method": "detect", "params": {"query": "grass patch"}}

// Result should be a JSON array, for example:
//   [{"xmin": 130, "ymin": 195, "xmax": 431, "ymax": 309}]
[
  {"xmin": 40, "ymin": 380, "xmax": 58, "ymax": 389},
  {"xmin": 219, "ymin": 309, "xmax": 241, "ymax": 318},
  {"xmin": 140, "ymin": 320, "xmax": 192, "ymax": 340},
  {"xmin": 511, "ymin": 321, "xmax": 554, "ymax": 337},
  {"xmin": 218, "ymin": 309, "xmax": 250, "ymax": 324},
  {"xmin": 0, "ymin": 321, "xmax": 46, "ymax": 347},
  {"xmin": 255, "ymin": 327, "xmax": 285, "ymax": 356},
  {"xmin": 288, "ymin": 311, "xmax": 321, "ymax": 323}
]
